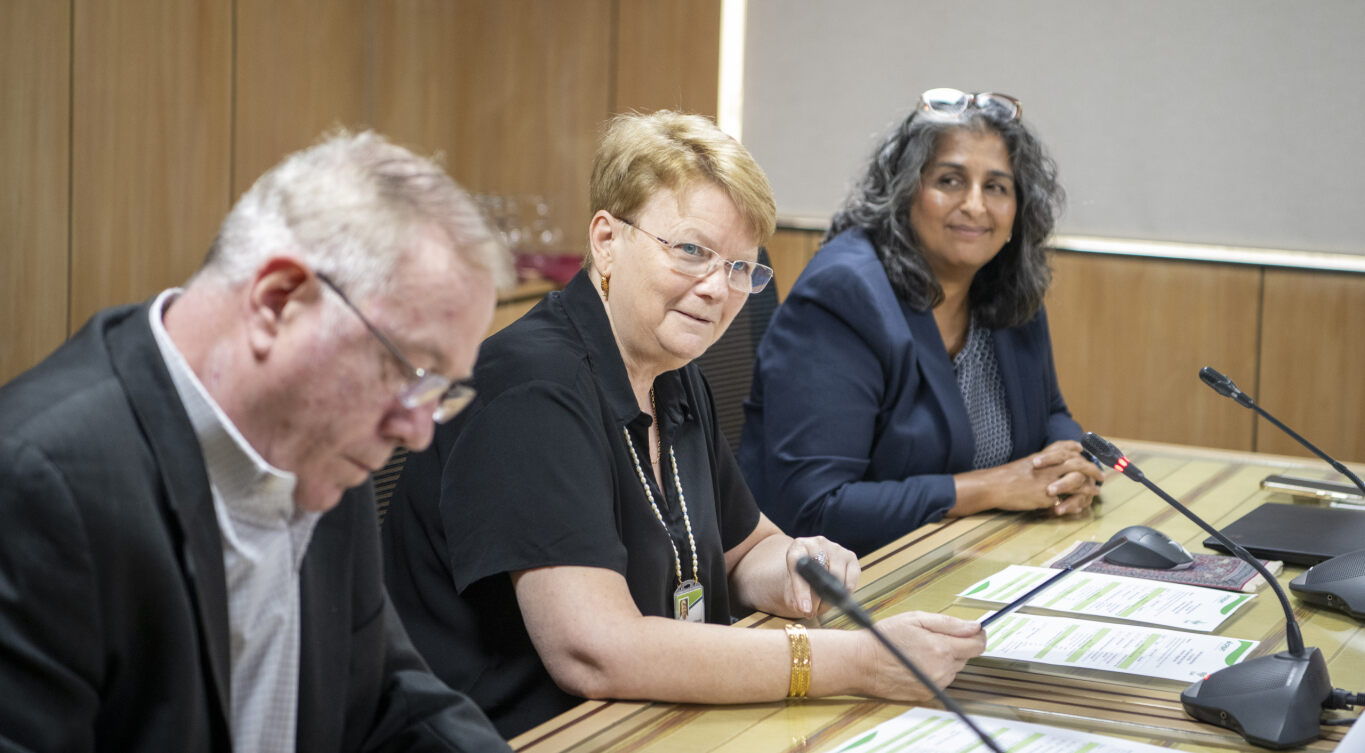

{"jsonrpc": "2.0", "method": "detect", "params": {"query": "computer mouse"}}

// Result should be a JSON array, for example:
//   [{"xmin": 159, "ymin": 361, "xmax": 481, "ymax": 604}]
[
  {"xmin": 1289, "ymin": 548, "xmax": 1365, "ymax": 619},
  {"xmin": 1102, "ymin": 525, "xmax": 1195, "ymax": 569}
]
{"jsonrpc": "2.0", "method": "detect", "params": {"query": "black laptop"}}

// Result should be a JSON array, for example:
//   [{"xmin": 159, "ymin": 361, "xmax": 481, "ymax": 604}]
[{"xmin": 1204, "ymin": 502, "xmax": 1365, "ymax": 566}]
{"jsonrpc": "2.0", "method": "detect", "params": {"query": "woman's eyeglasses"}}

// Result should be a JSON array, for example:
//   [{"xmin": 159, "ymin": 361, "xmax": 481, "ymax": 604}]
[
  {"xmin": 618, "ymin": 217, "xmax": 774, "ymax": 295},
  {"xmin": 316, "ymin": 272, "xmax": 476, "ymax": 424},
  {"xmin": 917, "ymin": 88, "xmax": 1022, "ymax": 123}
]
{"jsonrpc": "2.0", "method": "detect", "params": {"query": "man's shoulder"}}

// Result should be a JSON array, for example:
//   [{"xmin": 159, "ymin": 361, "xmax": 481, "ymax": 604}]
[
  {"xmin": 1, "ymin": 306, "xmax": 140, "ymax": 443},
  {"xmin": 0, "ymin": 304, "xmax": 162, "ymax": 492}
]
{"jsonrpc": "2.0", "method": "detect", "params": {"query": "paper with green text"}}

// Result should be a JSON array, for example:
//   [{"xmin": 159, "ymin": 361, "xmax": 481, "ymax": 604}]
[
  {"xmin": 981, "ymin": 612, "xmax": 1257, "ymax": 682},
  {"xmin": 958, "ymin": 564, "xmax": 1254, "ymax": 631},
  {"xmin": 830, "ymin": 707, "xmax": 1174, "ymax": 753}
]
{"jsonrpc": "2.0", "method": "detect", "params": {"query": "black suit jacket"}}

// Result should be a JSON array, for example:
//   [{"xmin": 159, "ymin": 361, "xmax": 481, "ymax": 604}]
[{"xmin": 0, "ymin": 302, "xmax": 508, "ymax": 753}]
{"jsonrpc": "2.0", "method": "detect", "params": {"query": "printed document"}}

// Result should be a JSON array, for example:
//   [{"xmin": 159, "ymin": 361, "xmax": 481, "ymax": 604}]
[
  {"xmin": 981, "ymin": 612, "xmax": 1257, "ymax": 682},
  {"xmin": 959, "ymin": 564, "xmax": 1254, "ymax": 631}
]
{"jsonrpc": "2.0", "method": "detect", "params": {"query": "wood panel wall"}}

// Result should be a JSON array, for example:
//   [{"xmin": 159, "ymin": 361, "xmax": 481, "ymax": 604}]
[
  {"xmin": 765, "ymin": 227, "xmax": 820, "ymax": 300},
  {"xmin": 1045, "ymin": 252, "xmax": 1262, "ymax": 450},
  {"xmin": 1052, "ymin": 256, "xmax": 1365, "ymax": 463},
  {"xmin": 1, "ymin": 1, "xmax": 69, "ymax": 383},
  {"xmin": 0, "ymin": 0, "xmax": 720, "ymax": 385},
  {"xmin": 615, "ymin": 0, "xmax": 722, "ymax": 117},
  {"xmin": 1258, "ymin": 269, "xmax": 1365, "ymax": 462},
  {"xmin": 763, "ymin": 228, "xmax": 1365, "ymax": 463},
  {"xmin": 234, "ymin": 0, "xmax": 368, "ymax": 198},
  {"xmin": 441, "ymin": 0, "xmax": 614, "ymax": 245},
  {"xmin": 70, "ymin": 0, "xmax": 232, "ymax": 328}
]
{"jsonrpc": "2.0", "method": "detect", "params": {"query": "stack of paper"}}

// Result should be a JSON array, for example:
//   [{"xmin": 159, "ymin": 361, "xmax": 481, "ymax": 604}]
[
  {"xmin": 980, "ymin": 612, "xmax": 1256, "ymax": 682},
  {"xmin": 958, "ymin": 564, "xmax": 1259, "ymax": 681},
  {"xmin": 959, "ymin": 564, "xmax": 1254, "ymax": 631}
]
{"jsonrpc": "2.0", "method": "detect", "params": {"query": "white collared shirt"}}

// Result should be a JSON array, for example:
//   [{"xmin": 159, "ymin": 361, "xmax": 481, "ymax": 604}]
[{"xmin": 150, "ymin": 289, "xmax": 321, "ymax": 753}]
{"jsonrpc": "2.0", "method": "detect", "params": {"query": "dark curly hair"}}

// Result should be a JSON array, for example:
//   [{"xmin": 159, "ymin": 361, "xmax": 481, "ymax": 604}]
[{"xmin": 826, "ymin": 105, "xmax": 1063, "ymax": 328}]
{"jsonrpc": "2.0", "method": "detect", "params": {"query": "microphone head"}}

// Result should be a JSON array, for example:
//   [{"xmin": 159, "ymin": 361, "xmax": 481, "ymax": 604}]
[
  {"xmin": 1199, "ymin": 366, "xmax": 1240, "ymax": 398},
  {"xmin": 1081, "ymin": 432, "xmax": 1123, "ymax": 467},
  {"xmin": 1199, "ymin": 366, "xmax": 1257, "ymax": 408},
  {"xmin": 1082, "ymin": 432, "xmax": 1142, "ymax": 480}
]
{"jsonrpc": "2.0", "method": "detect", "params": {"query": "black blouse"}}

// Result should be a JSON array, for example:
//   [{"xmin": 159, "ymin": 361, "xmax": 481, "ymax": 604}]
[{"xmin": 382, "ymin": 270, "xmax": 761, "ymax": 738}]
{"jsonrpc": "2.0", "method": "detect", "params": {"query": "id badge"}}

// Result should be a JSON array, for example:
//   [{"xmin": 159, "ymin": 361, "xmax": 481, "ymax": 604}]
[{"xmin": 673, "ymin": 579, "xmax": 704, "ymax": 622}]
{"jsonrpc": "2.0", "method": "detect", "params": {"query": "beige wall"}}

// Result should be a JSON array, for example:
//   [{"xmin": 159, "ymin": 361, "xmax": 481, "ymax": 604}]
[{"xmin": 1, "ymin": 0, "xmax": 719, "ymax": 384}]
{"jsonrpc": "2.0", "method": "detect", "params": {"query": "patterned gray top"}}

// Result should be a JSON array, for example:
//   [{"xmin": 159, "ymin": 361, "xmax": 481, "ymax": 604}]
[{"xmin": 953, "ymin": 319, "xmax": 1013, "ymax": 469}]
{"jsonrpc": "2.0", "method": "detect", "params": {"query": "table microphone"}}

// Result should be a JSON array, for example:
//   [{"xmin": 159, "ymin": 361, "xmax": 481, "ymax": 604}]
[
  {"xmin": 1082, "ymin": 432, "xmax": 1335, "ymax": 749},
  {"xmin": 795, "ymin": 557, "xmax": 1006, "ymax": 753},
  {"xmin": 1199, "ymin": 366, "xmax": 1365, "ymax": 622},
  {"xmin": 1198, "ymin": 366, "xmax": 1365, "ymax": 495}
]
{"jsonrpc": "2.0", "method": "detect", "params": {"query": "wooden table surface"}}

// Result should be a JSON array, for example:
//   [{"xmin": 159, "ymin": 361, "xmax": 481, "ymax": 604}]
[{"xmin": 510, "ymin": 440, "xmax": 1364, "ymax": 752}]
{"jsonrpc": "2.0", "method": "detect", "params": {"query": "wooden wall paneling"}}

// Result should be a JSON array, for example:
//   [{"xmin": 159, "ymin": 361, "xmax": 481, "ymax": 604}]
[
  {"xmin": 442, "ymin": 0, "xmax": 613, "ymax": 255},
  {"xmin": 70, "ymin": 0, "xmax": 232, "ymax": 328},
  {"xmin": 234, "ymin": 0, "xmax": 368, "ymax": 199},
  {"xmin": 765, "ymin": 228, "xmax": 819, "ymax": 301},
  {"xmin": 1258, "ymin": 269, "xmax": 1365, "ymax": 463},
  {"xmin": 613, "ymin": 0, "xmax": 721, "ymax": 118},
  {"xmin": 369, "ymin": 0, "xmax": 461, "ymax": 168},
  {"xmin": 1045, "ymin": 252, "xmax": 1261, "ymax": 451},
  {"xmin": 1, "ymin": 1, "xmax": 71, "ymax": 384}
]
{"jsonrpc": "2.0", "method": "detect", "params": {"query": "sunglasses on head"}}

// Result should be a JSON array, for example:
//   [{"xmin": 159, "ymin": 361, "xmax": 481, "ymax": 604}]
[{"xmin": 917, "ymin": 88, "xmax": 1022, "ymax": 123}]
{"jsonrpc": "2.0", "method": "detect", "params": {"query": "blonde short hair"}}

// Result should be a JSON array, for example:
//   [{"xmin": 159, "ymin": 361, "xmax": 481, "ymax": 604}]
[{"xmin": 589, "ymin": 111, "xmax": 776, "ymax": 248}]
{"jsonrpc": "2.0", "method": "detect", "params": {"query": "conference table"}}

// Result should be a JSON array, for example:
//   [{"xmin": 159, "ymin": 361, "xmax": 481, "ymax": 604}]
[{"xmin": 509, "ymin": 440, "xmax": 1363, "ymax": 752}]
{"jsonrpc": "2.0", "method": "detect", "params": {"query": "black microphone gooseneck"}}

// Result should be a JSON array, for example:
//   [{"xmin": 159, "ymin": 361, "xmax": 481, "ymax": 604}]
[
  {"xmin": 794, "ymin": 557, "xmax": 1005, "ymax": 753},
  {"xmin": 1199, "ymin": 366, "xmax": 1365, "ymax": 496},
  {"xmin": 1081, "ymin": 432, "xmax": 1333, "ymax": 749},
  {"xmin": 1081, "ymin": 432, "xmax": 1304, "ymax": 656}
]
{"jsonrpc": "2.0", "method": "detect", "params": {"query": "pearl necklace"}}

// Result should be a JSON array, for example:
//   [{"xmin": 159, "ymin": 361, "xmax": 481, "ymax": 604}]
[{"xmin": 621, "ymin": 425, "xmax": 700, "ymax": 589}]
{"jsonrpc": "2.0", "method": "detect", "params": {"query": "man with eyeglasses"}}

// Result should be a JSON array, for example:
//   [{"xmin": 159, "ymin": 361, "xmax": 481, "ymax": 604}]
[{"xmin": 0, "ymin": 132, "xmax": 511, "ymax": 752}]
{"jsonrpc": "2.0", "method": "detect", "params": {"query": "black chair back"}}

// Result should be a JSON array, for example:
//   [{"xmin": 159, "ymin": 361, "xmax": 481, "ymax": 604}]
[
  {"xmin": 694, "ymin": 247, "xmax": 779, "ymax": 451},
  {"xmin": 372, "ymin": 446, "xmax": 409, "ymax": 525}
]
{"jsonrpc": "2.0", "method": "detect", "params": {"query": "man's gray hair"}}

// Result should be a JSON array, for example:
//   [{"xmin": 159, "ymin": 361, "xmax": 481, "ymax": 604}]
[{"xmin": 199, "ymin": 130, "xmax": 511, "ymax": 298}]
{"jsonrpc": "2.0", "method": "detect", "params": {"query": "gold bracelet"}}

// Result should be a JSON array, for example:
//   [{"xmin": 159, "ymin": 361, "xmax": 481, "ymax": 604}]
[{"xmin": 784, "ymin": 623, "xmax": 811, "ymax": 698}]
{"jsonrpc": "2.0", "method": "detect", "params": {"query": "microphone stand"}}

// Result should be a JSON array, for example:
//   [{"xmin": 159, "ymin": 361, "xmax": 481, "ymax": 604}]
[
  {"xmin": 795, "ymin": 557, "xmax": 1006, "ymax": 753},
  {"xmin": 1082, "ymin": 432, "xmax": 1333, "ymax": 749}
]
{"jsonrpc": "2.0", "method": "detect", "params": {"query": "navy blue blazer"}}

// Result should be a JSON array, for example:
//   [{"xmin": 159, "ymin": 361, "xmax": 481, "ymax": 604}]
[{"xmin": 739, "ymin": 228, "xmax": 1081, "ymax": 555}]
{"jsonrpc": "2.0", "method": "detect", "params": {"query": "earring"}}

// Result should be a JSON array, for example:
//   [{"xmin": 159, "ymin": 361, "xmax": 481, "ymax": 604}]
[{"xmin": 600, "ymin": 274, "xmax": 610, "ymax": 300}]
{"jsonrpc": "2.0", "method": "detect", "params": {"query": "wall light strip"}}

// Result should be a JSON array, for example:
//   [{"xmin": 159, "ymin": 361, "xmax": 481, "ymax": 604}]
[
  {"xmin": 718, "ymin": 0, "xmax": 747, "ymax": 142},
  {"xmin": 774, "ymin": 216, "xmax": 1365, "ymax": 274}
]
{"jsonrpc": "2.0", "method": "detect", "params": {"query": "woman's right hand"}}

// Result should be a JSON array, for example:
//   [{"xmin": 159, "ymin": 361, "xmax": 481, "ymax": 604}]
[
  {"xmin": 949, "ymin": 440, "xmax": 1103, "ymax": 517},
  {"xmin": 857, "ymin": 611, "xmax": 985, "ymax": 700}
]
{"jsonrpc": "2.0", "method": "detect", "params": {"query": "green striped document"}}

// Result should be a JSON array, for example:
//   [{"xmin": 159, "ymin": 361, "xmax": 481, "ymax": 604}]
[
  {"xmin": 958, "ymin": 565, "xmax": 1254, "ymax": 632},
  {"xmin": 979, "ymin": 612, "xmax": 1257, "ymax": 682}
]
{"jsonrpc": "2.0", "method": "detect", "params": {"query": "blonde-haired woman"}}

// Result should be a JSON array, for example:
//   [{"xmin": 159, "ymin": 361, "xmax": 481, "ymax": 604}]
[{"xmin": 382, "ymin": 111, "xmax": 984, "ymax": 737}]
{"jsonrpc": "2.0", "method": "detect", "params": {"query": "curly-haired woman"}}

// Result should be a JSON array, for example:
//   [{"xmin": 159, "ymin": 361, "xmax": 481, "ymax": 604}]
[{"xmin": 740, "ymin": 89, "xmax": 1102, "ymax": 555}]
